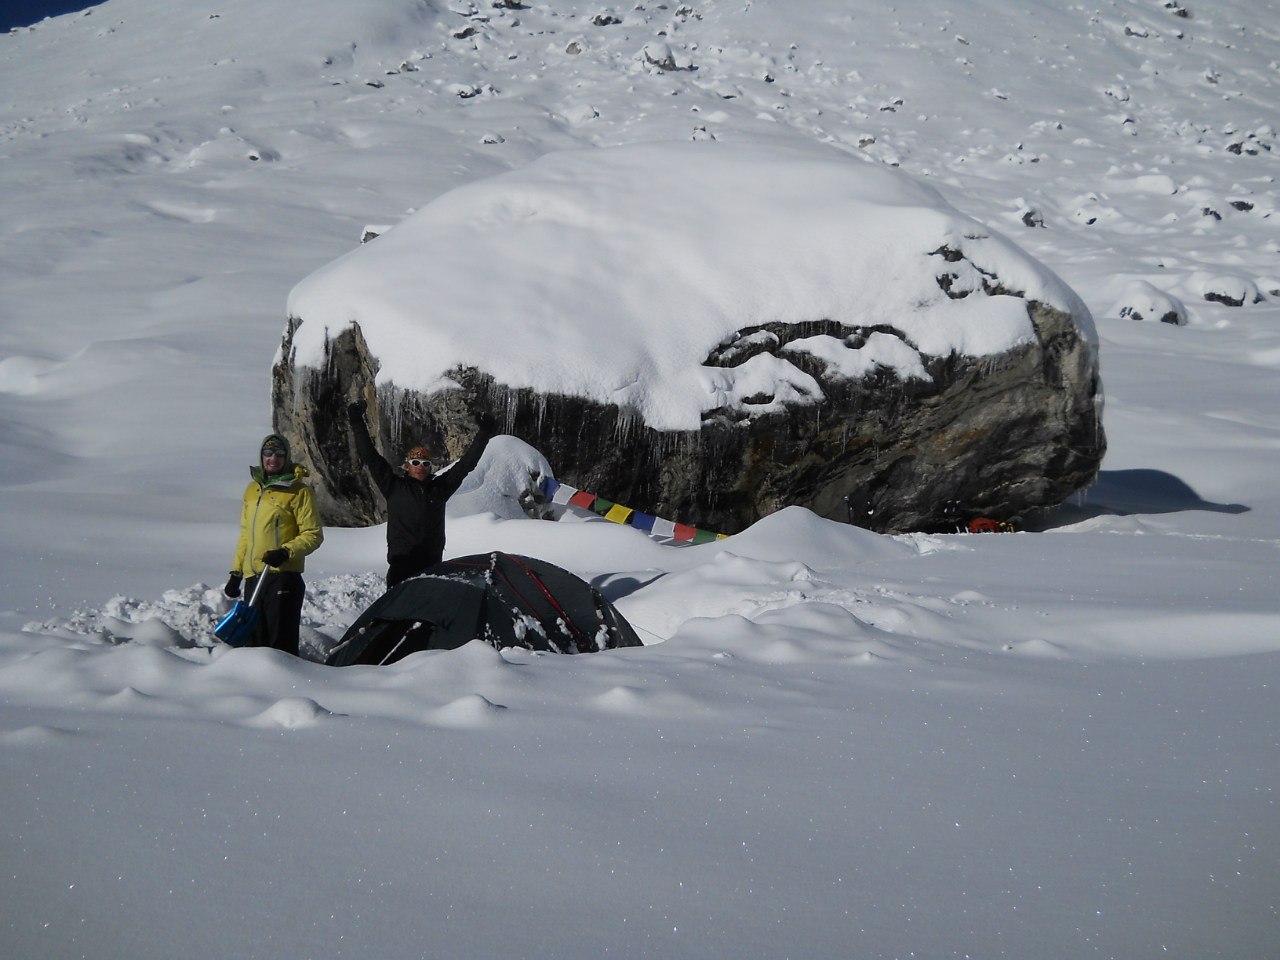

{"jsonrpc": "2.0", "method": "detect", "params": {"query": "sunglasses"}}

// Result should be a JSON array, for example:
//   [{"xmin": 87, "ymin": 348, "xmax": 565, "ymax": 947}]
[
  {"xmin": 405, "ymin": 458, "xmax": 430, "ymax": 467},
  {"xmin": 262, "ymin": 448, "xmax": 287, "ymax": 458}
]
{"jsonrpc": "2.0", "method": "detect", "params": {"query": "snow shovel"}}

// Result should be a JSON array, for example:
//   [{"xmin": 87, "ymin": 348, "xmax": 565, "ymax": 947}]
[{"xmin": 214, "ymin": 569, "xmax": 272, "ymax": 647}]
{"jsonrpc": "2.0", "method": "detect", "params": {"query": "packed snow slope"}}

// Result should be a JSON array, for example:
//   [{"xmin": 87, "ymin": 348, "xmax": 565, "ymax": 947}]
[{"xmin": 1, "ymin": 2, "xmax": 1279, "ymax": 959}]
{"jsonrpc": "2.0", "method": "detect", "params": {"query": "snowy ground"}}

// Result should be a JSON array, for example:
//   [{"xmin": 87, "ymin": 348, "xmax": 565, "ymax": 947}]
[{"xmin": 2, "ymin": 2, "xmax": 1278, "ymax": 958}]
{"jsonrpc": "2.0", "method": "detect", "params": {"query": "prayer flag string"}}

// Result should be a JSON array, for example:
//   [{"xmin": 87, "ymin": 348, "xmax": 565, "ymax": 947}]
[{"xmin": 538, "ymin": 477, "xmax": 725, "ymax": 544}]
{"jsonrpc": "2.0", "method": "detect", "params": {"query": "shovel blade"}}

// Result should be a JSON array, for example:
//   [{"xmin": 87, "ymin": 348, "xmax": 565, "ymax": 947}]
[{"xmin": 215, "ymin": 601, "xmax": 260, "ymax": 647}]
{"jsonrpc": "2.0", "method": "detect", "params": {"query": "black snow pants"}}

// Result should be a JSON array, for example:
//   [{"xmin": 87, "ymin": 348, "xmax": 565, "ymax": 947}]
[{"xmin": 244, "ymin": 570, "xmax": 305, "ymax": 657}]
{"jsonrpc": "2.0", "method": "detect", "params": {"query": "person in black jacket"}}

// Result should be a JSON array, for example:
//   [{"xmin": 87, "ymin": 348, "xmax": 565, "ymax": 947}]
[{"xmin": 347, "ymin": 397, "xmax": 492, "ymax": 588}]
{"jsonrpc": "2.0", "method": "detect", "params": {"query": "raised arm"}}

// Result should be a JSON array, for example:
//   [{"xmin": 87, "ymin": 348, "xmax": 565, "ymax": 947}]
[
  {"xmin": 347, "ymin": 400, "xmax": 397, "ymax": 495},
  {"xmin": 433, "ymin": 423, "xmax": 492, "ymax": 499}
]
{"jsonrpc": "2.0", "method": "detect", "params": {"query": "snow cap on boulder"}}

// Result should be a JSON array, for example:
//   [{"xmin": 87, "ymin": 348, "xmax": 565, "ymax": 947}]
[{"xmin": 285, "ymin": 140, "xmax": 1094, "ymax": 431}]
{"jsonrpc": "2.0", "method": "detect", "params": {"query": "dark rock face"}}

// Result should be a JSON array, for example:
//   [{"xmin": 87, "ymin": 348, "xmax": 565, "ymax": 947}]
[{"xmin": 272, "ymin": 290, "xmax": 1105, "ymax": 535}]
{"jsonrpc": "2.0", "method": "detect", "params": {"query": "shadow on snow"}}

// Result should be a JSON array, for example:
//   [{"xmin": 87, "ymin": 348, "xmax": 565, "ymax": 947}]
[{"xmin": 1030, "ymin": 468, "xmax": 1249, "ymax": 529}]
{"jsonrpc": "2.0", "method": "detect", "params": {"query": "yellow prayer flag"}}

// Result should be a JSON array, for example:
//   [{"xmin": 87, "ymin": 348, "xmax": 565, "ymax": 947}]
[{"xmin": 604, "ymin": 503, "xmax": 634, "ymax": 525}]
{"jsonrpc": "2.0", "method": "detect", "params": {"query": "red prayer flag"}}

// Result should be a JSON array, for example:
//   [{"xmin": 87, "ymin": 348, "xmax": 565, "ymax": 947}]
[{"xmin": 569, "ymin": 490, "xmax": 597, "ymax": 510}]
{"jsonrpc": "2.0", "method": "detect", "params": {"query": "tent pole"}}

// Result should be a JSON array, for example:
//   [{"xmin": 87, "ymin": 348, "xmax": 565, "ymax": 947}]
[{"xmin": 379, "ymin": 633, "xmax": 411, "ymax": 665}]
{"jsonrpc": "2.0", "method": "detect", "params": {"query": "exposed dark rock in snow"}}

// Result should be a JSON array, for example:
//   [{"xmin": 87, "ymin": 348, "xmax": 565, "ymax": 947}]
[
  {"xmin": 1225, "ymin": 131, "xmax": 1273, "ymax": 156},
  {"xmin": 1112, "ymin": 280, "xmax": 1188, "ymax": 325},
  {"xmin": 1202, "ymin": 275, "xmax": 1263, "ymax": 307},
  {"xmin": 639, "ymin": 40, "xmax": 692, "ymax": 71}
]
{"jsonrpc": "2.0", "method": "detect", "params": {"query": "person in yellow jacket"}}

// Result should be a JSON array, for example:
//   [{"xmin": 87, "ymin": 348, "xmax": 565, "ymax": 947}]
[{"xmin": 223, "ymin": 433, "xmax": 323, "ymax": 655}]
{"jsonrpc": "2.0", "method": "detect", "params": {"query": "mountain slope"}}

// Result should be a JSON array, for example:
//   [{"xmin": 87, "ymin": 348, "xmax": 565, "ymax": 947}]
[{"xmin": 1, "ymin": 4, "xmax": 1279, "ymax": 959}]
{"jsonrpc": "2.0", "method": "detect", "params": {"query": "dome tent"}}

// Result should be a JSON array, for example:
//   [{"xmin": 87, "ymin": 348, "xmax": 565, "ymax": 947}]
[{"xmin": 326, "ymin": 552, "xmax": 643, "ymax": 666}]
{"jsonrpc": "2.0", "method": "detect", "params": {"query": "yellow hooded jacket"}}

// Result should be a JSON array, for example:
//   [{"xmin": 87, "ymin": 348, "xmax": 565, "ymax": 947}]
[{"xmin": 232, "ymin": 437, "xmax": 323, "ymax": 577}]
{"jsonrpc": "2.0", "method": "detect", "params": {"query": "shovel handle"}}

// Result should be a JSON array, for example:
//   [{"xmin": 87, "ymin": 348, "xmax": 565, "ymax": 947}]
[{"xmin": 246, "ymin": 567, "xmax": 272, "ymax": 606}]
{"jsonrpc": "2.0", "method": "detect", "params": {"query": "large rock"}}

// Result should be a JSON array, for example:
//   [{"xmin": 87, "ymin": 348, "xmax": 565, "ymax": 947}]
[{"xmin": 273, "ymin": 142, "xmax": 1105, "ymax": 534}]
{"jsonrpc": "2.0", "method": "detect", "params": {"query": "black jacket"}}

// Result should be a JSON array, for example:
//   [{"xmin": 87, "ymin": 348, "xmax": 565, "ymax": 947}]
[{"xmin": 349, "ymin": 409, "xmax": 489, "ymax": 568}]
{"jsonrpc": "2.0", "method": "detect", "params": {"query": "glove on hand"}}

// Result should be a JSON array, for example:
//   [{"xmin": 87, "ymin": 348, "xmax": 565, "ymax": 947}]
[
  {"xmin": 223, "ymin": 573, "xmax": 242, "ymax": 599},
  {"xmin": 261, "ymin": 549, "xmax": 290, "ymax": 568}
]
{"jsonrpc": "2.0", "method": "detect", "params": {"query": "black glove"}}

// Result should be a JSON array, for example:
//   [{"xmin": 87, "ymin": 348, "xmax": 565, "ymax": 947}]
[
  {"xmin": 347, "ymin": 398, "xmax": 367, "ymax": 421},
  {"xmin": 223, "ymin": 573, "xmax": 242, "ymax": 599},
  {"xmin": 261, "ymin": 549, "xmax": 290, "ymax": 568}
]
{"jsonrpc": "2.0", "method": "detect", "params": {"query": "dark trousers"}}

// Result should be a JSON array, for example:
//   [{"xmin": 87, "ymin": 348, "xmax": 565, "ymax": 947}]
[
  {"xmin": 244, "ymin": 571, "xmax": 305, "ymax": 656},
  {"xmin": 386, "ymin": 553, "xmax": 443, "ymax": 590}
]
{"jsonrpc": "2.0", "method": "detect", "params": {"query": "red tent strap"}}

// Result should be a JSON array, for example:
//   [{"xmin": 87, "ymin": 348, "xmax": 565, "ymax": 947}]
[{"xmin": 496, "ymin": 554, "xmax": 591, "ymax": 646}]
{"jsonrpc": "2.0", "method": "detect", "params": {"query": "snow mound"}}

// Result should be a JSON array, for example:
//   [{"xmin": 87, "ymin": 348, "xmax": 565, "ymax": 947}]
[
  {"xmin": 427, "ymin": 693, "xmax": 508, "ymax": 728},
  {"xmin": 0, "ymin": 725, "xmax": 79, "ymax": 747},
  {"xmin": 245, "ymin": 696, "xmax": 336, "ymax": 729},
  {"xmin": 1111, "ymin": 279, "xmax": 1188, "ymax": 325},
  {"xmin": 286, "ymin": 140, "xmax": 1092, "ymax": 430}
]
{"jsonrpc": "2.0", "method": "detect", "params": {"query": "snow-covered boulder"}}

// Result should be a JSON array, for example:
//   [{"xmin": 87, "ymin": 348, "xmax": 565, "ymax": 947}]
[
  {"xmin": 1112, "ymin": 279, "xmax": 1188, "ymax": 325},
  {"xmin": 1201, "ymin": 274, "xmax": 1264, "ymax": 307},
  {"xmin": 275, "ymin": 141, "xmax": 1105, "ymax": 533}
]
